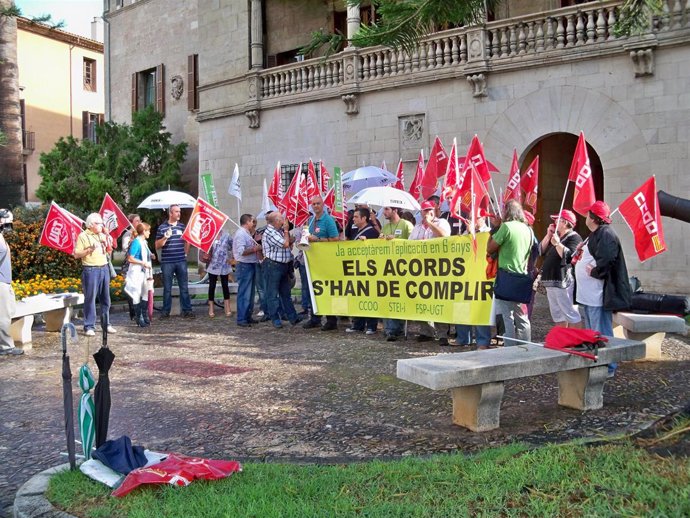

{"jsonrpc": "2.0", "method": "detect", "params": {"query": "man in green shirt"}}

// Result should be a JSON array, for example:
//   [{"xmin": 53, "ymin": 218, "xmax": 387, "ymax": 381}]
[
  {"xmin": 487, "ymin": 200, "xmax": 533, "ymax": 347},
  {"xmin": 380, "ymin": 207, "xmax": 413, "ymax": 241}
]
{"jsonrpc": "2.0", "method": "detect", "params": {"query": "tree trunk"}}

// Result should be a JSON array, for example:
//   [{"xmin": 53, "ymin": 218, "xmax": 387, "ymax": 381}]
[{"xmin": 0, "ymin": 0, "xmax": 24, "ymax": 207}]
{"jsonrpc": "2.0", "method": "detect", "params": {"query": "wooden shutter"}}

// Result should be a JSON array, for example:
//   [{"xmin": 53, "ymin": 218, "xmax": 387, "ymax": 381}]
[
  {"xmin": 187, "ymin": 54, "xmax": 199, "ymax": 111},
  {"xmin": 131, "ymin": 72, "xmax": 138, "ymax": 113},
  {"xmin": 156, "ymin": 64, "xmax": 165, "ymax": 116},
  {"xmin": 82, "ymin": 111, "xmax": 89, "ymax": 139},
  {"xmin": 266, "ymin": 54, "xmax": 277, "ymax": 68}
]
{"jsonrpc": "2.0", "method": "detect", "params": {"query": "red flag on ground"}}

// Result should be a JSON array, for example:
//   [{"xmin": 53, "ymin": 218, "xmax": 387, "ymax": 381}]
[
  {"xmin": 39, "ymin": 202, "xmax": 83, "ymax": 255},
  {"xmin": 618, "ymin": 176, "xmax": 667, "ymax": 262},
  {"xmin": 99, "ymin": 193, "xmax": 130, "ymax": 240},
  {"xmin": 306, "ymin": 160, "xmax": 321, "ymax": 201},
  {"xmin": 503, "ymin": 149, "xmax": 522, "ymax": 204},
  {"xmin": 520, "ymin": 155, "xmax": 539, "ymax": 212},
  {"xmin": 182, "ymin": 198, "xmax": 229, "ymax": 253},
  {"xmin": 392, "ymin": 159, "xmax": 405, "ymax": 191},
  {"xmin": 568, "ymin": 132, "xmax": 596, "ymax": 216},
  {"xmin": 441, "ymin": 139, "xmax": 460, "ymax": 203},
  {"xmin": 319, "ymin": 161, "xmax": 330, "ymax": 195},
  {"xmin": 268, "ymin": 161, "xmax": 284, "ymax": 210},
  {"xmin": 408, "ymin": 150, "xmax": 425, "ymax": 200}
]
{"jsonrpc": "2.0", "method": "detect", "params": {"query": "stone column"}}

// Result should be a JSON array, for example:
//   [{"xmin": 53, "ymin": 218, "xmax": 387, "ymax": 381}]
[
  {"xmin": 250, "ymin": 0, "xmax": 263, "ymax": 69},
  {"xmin": 346, "ymin": 3, "xmax": 360, "ymax": 48}
]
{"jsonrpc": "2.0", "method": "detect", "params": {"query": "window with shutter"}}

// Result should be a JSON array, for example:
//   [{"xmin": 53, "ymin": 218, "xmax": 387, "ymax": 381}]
[
  {"xmin": 156, "ymin": 64, "xmax": 165, "ymax": 116},
  {"xmin": 83, "ymin": 58, "xmax": 96, "ymax": 92},
  {"xmin": 187, "ymin": 54, "xmax": 198, "ymax": 111}
]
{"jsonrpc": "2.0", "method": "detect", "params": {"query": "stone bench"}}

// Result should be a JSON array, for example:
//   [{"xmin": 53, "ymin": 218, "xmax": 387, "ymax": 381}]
[
  {"xmin": 396, "ymin": 337, "xmax": 645, "ymax": 432},
  {"xmin": 152, "ymin": 282, "xmax": 238, "ymax": 315},
  {"xmin": 11, "ymin": 293, "xmax": 85, "ymax": 348},
  {"xmin": 613, "ymin": 312, "xmax": 687, "ymax": 360}
]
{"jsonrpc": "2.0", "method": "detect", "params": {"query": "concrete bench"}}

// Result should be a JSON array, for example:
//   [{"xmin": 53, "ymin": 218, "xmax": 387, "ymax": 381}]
[
  {"xmin": 152, "ymin": 282, "xmax": 238, "ymax": 315},
  {"xmin": 613, "ymin": 312, "xmax": 687, "ymax": 360},
  {"xmin": 396, "ymin": 337, "xmax": 645, "ymax": 432},
  {"xmin": 11, "ymin": 293, "xmax": 85, "ymax": 348}
]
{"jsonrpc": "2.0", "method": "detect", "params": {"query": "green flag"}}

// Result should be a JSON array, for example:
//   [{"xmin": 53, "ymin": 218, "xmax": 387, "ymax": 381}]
[{"xmin": 200, "ymin": 172, "xmax": 219, "ymax": 208}]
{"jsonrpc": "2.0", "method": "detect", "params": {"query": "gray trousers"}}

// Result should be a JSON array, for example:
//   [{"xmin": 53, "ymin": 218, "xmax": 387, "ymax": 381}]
[
  {"xmin": 0, "ymin": 283, "xmax": 16, "ymax": 349},
  {"xmin": 494, "ymin": 298, "xmax": 531, "ymax": 347}
]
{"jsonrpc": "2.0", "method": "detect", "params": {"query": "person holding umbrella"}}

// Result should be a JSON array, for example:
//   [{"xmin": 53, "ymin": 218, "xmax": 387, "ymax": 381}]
[{"xmin": 74, "ymin": 213, "xmax": 116, "ymax": 337}]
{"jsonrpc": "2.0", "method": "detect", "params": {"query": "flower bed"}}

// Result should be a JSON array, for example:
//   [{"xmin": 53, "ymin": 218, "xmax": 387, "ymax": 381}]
[{"xmin": 12, "ymin": 274, "xmax": 126, "ymax": 301}]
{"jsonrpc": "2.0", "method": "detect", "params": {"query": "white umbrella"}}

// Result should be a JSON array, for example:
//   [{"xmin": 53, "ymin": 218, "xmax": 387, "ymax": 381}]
[
  {"xmin": 342, "ymin": 166, "xmax": 398, "ymax": 194},
  {"xmin": 346, "ymin": 186, "xmax": 421, "ymax": 211},
  {"xmin": 138, "ymin": 190, "xmax": 197, "ymax": 209}
]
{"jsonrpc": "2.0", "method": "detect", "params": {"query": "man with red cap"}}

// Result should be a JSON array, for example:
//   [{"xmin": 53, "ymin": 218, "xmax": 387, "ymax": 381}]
[
  {"xmin": 410, "ymin": 201, "xmax": 451, "ymax": 343},
  {"xmin": 539, "ymin": 209, "xmax": 583, "ymax": 328},
  {"xmin": 574, "ymin": 200, "xmax": 632, "ymax": 377}
]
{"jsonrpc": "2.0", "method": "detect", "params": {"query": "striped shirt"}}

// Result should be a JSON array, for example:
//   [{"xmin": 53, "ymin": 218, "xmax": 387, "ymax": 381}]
[
  {"xmin": 156, "ymin": 221, "xmax": 187, "ymax": 264},
  {"xmin": 233, "ymin": 227, "xmax": 259, "ymax": 264},
  {"xmin": 262, "ymin": 225, "xmax": 293, "ymax": 263}
]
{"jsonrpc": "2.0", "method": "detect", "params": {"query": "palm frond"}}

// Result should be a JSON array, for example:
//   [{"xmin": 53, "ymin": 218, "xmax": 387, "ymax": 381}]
[{"xmin": 613, "ymin": 0, "xmax": 663, "ymax": 37}]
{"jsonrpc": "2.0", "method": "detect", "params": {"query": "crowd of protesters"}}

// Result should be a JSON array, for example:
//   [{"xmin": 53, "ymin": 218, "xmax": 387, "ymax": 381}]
[{"xmin": 113, "ymin": 196, "xmax": 631, "ymax": 370}]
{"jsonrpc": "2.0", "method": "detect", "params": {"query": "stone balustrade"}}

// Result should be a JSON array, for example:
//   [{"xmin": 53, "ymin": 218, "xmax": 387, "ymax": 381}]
[{"xmin": 235, "ymin": 0, "xmax": 690, "ymax": 122}]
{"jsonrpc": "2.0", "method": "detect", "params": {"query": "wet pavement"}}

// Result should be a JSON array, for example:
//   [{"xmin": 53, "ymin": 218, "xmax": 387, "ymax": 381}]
[{"xmin": 1, "ymin": 298, "xmax": 689, "ymax": 517}]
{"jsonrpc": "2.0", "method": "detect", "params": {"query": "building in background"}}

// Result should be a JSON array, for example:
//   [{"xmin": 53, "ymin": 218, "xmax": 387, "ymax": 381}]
[
  {"xmin": 17, "ymin": 17, "xmax": 104, "ymax": 202},
  {"xmin": 105, "ymin": 0, "xmax": 690, "ymax": 292}
]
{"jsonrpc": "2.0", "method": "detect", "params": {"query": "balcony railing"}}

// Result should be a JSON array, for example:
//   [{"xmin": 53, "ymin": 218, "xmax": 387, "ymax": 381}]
[
  {"xmin": 199, "ymin": 0, "xmax": 690, "ymax": 121},
  {"xmin": 22, "ymin": 130, "xmax": 35, "ymax": 152}
]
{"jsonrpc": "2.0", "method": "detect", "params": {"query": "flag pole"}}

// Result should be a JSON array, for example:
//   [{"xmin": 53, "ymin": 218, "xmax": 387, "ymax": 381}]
[
  {"xmin": 555, "ymin": 180, "xmax": 570, "ymax": 229},
  {"xmin": 488, "ymin": 177, "xmax": 500, "ymax": 215}
]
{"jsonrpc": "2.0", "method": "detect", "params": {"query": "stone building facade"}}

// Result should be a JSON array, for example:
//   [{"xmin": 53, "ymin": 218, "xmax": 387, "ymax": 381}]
[{"xmin": 105, "ymin": 0, "xmax": 690, "ymax": 293}]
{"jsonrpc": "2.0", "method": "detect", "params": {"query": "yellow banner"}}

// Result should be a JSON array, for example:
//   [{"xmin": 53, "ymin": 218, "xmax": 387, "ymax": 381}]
[{"xmin": 304, "ymin": 234, "xmax": 493, "ymax": 325}]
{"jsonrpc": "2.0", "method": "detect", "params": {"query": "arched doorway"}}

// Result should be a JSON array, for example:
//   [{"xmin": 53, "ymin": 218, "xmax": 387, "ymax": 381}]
[{"xmin": 521, "ymin": 133, "xmax": 603, "ymax": 240}]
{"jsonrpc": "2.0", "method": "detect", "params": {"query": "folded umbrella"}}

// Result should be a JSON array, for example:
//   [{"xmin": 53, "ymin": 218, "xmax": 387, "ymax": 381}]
[
  {"xmin": 93, "ymin": 314, "xmax": 115, "ymax": 449},
  {"xmin": 60, "ymin": 323, "xmax": 78, "ymax": 470}
]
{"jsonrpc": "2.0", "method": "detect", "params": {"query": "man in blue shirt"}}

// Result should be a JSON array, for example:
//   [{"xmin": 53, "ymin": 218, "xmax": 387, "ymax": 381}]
[
  {"xmin": 302, "ymin": 196, "xmax": 340, "ymax": 331},
  {"xmin": 232, "ymin": 214, "xmax": 261, "ymax": 327},
  {"xmin": 155, "ymin": 205, "xmax": 194, "ymax": 318}
]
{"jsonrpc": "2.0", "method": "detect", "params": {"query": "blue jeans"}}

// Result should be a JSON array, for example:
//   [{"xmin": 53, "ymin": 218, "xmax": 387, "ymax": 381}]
[
  {"xmin": 455, "ymin": 324, "xmax": 492, "ymax": 346},
  {"xmin": 298, "ymin": 261, "xmax": 311, "ymax": 312},
  {"xmin": 82, "ymin": 265, "xmax": 111, "ymax": 331},
  {"xmin": 264, "ymin": 260, "xmax": 298, "ymax": 324},
  {"xmin": 384, "ymin": 319, "xmax": 404, "ymax": 337},
  {"xmin": 352, "ymin": 317, "xmax": 378, "ymax": 332},
  {"xmin": 255, "ymin": 261, "xmax": 267, "ymax": 313},
  {"xmin": 235, "ymin": 262, "xmax": 257, "ymax": 324},
  {"xmin": 161, "ymin": 261, "xmax": 192, "ymax": 314},
  {"xmin": 582, "ymin": 305, "xmax": 617, "ymax": 373}
]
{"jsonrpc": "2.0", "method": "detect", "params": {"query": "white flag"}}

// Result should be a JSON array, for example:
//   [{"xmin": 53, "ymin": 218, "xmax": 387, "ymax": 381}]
[
  {"xmin": 228, "ymin": 163, "xmax": 242, "ymax": 201},
  {"xmin": 261, "ymin": 178, "xmax": 271, "ymax": 215}
]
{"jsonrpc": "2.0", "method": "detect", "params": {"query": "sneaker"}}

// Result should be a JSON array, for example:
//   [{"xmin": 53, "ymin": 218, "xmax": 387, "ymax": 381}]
[
  {"xmin": 321, "ymin": 322, "xmax": 337, "ymax": 331},
  {"xmin": 365, "ymin": 329, "xmax": 376, "ymax": 336},
  {"xmin": 182, "ymin": 312, "xmax": 196, "ymax": 319},
  {"xmin": 345, "ymin": 327, "xmax": 362, "ymax": 333},
  {"xmin": 257, "ymin": 310, "xmax": 265, "ymax": 318},
  {"xmin": 0, "ymin": 347, "xmax": 24, "ymax": 356},
  {"xmin": 290, "ymin": 316, "xmax": 304, "ymax": 326},
  {"xmin": 237, "ymin": 322, "xmax": 251, "ymax": 328},
  {"xmin": 302, "ymin": 320, "xmax": 320, "ymax": 329},
  {"xmin": 85, "ymin": 329, "xmax": 96, "ymax": 337},
  {"xmin": 386, "ymin": 334, "xmax": 398, "ymax": 342},
  {"xmin": 273, "ymin": 321, "xmax": 283, "ymax": 329},
  {"xmin": 107, "ymin": 326, "xmax": 117, "ymax": 334},
  {"xmin": 159, "ymin": 313, "xmax": 170, "ymax": 319}
]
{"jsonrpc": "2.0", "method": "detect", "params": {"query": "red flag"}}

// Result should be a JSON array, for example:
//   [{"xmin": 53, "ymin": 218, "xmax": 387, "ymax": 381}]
[
  {"xmin": 503, "ymin": 149, "xmax": 522, "ymax": 204},
  {"xmin": 320, "ymin": 161, "xmax": 330, "ymax": 195},
  {"xmin": 268, "ymin": 162, "xmax": 284, "ymax": 210},
  {"xmin": 441, "ymin": 139, "xmax": 459, "ymax": 203},
  {"xmin": 281, "ymin": 165, "xmax": 310, "ymax": 226},
  {"xmin": 568, "ymin": 132, "xmax": 596, "ymax": 216},
  {"xmin": 98, "ymin": 193, "xmax": 129, "ymax": 240},
  {"xmin": 39, "ymin": 202, "xmax": 83, "ymax": 255},
  {"xmin": 392, "ymin": 159, "xmax": 405, "ymax": 191},
  {"xmin": 181, "ymin": 198, "xmax": 229, "ymax": 253},
  {"xmin": 407, "ymin": 150, "xmax": 425, "ymax": 200},
  {"xmin": 305, "ymin": 160, "xmax": 320, "ymax": 201},
  {"xmin": 462, "ymin": 135, "xmax": 492, "ymax": 184},
  {"xmin": 420, "ymin": 136, "xmax": 448, "ymax": 198},
  {"xmin": 520, "ymin": 155, "xmax": 539, "ymax": 212},
  {"xmin": 618, "ymin": 176, "xmax": 667, "ymax": 262}
]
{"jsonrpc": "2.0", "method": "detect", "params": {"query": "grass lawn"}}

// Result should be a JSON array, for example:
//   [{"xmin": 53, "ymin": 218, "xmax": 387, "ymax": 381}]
[{"xmin": 47, "ymin": 439, "xmax": 690, "ymax": 518}]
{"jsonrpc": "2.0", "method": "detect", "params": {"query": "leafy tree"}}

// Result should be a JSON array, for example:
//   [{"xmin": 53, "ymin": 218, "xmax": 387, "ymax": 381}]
[
  {"xmin": 36, "ymin": 106, "xmax": 188, "ymax": 214},
  {"xmin": 303, "ymin": 0, "xmax": 661, "ymax": 57}
]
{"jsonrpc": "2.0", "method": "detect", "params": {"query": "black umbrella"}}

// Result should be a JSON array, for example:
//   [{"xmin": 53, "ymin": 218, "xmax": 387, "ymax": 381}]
[
  {"xmin": 60, "ymin": 323, "xmax": 77, "ymax": 470},
  {"xmin": 93, "ymin": 314, "xmax": 115, "ymax": 448}
]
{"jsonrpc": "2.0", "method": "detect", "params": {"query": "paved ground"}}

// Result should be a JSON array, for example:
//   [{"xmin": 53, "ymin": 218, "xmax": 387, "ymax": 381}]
[{"xmin": 1, "ymin": 296, "xmax": 689, "ymax": 517}]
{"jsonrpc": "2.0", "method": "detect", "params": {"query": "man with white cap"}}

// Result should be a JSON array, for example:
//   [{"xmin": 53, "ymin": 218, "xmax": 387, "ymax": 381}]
[{"xmin": 539, "ymin": 209, "xmax": 583, "ymax": 328}]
